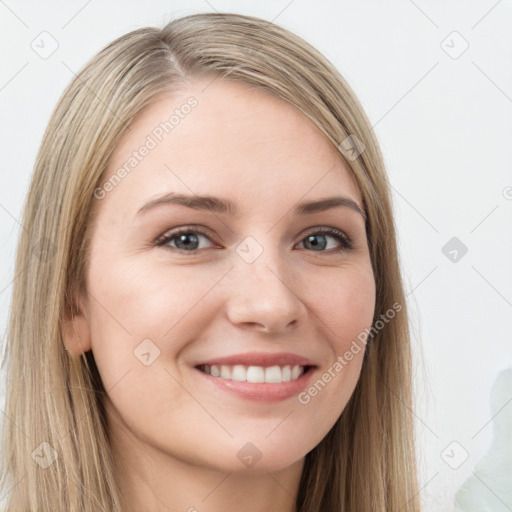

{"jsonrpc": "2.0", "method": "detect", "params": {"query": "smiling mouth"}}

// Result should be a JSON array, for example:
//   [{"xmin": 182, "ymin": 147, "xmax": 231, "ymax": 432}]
[{"xmin": 196, "ymin": 364, "xmax": 313, "ymax": 384}]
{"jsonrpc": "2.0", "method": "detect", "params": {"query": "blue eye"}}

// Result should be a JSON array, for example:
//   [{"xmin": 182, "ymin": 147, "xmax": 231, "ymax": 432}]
[
  {"xmin": 156, "ymin": 228, "xmax": 213, "ymax": 252},
  {"xmin": 155, "ymin": 226, "xmax": 353, "ymax": 254},
  {"xmin": 298, "ymin": 228, "xmax": 353, "ymax": 252}
]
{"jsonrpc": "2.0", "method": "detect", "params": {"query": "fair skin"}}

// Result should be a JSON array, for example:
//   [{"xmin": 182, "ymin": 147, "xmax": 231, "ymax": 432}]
[{"xmin": 64, "ymin": 78, "xmax": 376, "ymax": 512}]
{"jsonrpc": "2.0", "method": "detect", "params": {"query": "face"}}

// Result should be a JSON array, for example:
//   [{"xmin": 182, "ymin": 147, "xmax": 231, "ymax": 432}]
[{"xmin": 68, "ymin": 78, "xmax": 376, "ymax": 474}]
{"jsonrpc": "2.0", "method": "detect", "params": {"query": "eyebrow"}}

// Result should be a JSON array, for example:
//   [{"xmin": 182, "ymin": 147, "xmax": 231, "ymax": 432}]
[{"xmin": 136, "ymin": 192, "xmax": 366, "ymax": 219}]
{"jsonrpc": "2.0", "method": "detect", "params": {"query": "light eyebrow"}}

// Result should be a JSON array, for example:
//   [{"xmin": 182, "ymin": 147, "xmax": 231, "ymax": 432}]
[
  {"xmin": 136, "ymin": 193, "xmax": 240, "ymax": 217},
  {"xmin": 294, "ymin": 196, "xmax": 366, "ymax": 219},
  {"xmin": 136, "ymin": 192, "xmax": 366, "ymax": 220}
]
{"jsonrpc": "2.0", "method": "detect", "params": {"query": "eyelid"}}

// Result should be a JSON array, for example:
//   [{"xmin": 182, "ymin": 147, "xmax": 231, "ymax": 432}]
[{"xmin": 154, "ymin": 225, "xmax": 214, "ymax": 247}]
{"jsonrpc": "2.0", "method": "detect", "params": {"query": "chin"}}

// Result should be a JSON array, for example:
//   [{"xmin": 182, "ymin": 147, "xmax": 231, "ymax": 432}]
[{"xmin": 176, "ymin": 437, "xmax": 312, "ymax": 474}]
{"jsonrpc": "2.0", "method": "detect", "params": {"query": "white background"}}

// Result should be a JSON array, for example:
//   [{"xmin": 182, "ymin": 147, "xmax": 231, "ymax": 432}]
[{"xmin": 1, "ymin": 1, "xmax": 511, "ymax": 511}]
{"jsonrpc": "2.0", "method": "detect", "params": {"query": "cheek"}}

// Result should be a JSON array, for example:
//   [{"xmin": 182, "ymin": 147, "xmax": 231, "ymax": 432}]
[
  {"xmin": 85, "ymin": 256, "xmax": 218, "ymax": 383},
  {"xmin": 298, "ymin": 265, "xmax": 375, "ymax": 407},
  {"xmin": 85, "ymin": 266, "xmax": 201, "ymax": 438},
  {"xmin": 310, "ymin": 265, "xmax": 376, "ymax": 351}
]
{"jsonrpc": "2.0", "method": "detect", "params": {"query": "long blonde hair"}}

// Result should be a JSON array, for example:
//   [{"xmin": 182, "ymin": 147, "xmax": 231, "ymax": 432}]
[{"xmin": 1, "ymin": 12, "xmax": 419, "ymax": 511}]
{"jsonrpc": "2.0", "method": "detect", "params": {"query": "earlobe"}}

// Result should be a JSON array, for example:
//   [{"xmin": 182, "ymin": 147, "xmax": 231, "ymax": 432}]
[{"xmin": 61, "ymin": 292, "xmax": 92, "ymax": 357}]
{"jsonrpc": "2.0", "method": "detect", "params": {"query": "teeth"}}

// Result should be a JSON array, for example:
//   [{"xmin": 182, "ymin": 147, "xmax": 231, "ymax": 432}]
[
  {"xmin": 291, "ymin": 365, "xmax": 302, "ymax": 380},
  {"xmin": 220, "ymin": 365, "xmax": 231, "ymax": 379},
  {"xmin": 264, "ymin": 365, "xmax": 282, "ymax": 383},
  {"xmin": 247, "ymin": 366, "xmax": 265, "ymax": 383},
  {"xmin": 201, "ymin": 364, "xmax": 305, "ymax": 383},
  {"xmin": 231, "ymin": 365, "xmax": 247, "ymax": 382}
]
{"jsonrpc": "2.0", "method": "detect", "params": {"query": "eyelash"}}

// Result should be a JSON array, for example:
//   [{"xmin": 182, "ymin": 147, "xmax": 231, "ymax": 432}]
[{"xmin": 154, "ymin": 225, "xmax": 353, "ymax": 254}]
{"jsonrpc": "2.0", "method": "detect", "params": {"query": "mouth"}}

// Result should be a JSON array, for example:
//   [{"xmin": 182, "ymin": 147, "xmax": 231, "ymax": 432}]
[
  {"xmin": 196, "ymin": 363, "xmax": 313, "ymax": 383},
  {"xmin": 192, "ymin": 352, "xmax": 317, "ymax": 402}
]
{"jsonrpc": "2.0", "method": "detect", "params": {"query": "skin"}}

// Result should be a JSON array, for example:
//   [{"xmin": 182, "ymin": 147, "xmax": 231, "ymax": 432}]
[{"xmin": 63, "ymin": 78, "xmax": 376, "ymax": 512}]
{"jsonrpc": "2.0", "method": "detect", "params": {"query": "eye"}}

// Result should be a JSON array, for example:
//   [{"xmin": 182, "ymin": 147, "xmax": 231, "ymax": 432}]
[
  {"xmin": 296, "ymin": 228, "xmax": 353, "ymax": 253},
  {"xmin": 155, "ymin": 227, "xmax": 215, "ymax": 253}
]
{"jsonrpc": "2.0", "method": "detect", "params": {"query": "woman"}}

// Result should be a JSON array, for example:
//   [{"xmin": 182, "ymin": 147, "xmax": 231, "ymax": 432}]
[{"xmin": 1, "ymin": 12, "xmax": 419, "ymax": 512}]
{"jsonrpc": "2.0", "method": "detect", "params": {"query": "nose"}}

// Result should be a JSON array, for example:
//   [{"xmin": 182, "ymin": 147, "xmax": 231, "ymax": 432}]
[{"xmin": 225, "ymin": 248, "xmax": 307, "ymax": 334}]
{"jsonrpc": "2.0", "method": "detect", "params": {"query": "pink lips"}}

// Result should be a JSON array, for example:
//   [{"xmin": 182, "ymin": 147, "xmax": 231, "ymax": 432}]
[
  {"xmin": 193, "ymin": 351, "xmax": 318, "ymax": 402},
  {"xmin": 195, "ymin": 351, "xmax": 316, "ymax": 368}
]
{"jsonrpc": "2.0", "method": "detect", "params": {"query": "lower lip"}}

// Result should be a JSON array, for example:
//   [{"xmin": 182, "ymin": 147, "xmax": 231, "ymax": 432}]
[{"xmin": 195, "ymin": 367, "xmax": 316, "ymax": 402}]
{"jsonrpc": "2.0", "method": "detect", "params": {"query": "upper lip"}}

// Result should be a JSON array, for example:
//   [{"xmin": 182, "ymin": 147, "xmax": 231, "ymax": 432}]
[{"xmin": 194, "ymin": 351, "xmax": 317, "ymax": 368}]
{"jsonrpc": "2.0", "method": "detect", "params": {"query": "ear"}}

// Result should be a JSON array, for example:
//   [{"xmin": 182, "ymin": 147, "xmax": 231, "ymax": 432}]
[{"xmin": 61, "ymin": 288, "xmax": 92, "ymax": 357}]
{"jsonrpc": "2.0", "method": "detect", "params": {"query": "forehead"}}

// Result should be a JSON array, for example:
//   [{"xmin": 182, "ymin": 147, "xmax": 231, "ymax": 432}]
[{"xmin": 100, "ymin": 78, "xmax": 362, "ymax": 217}]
